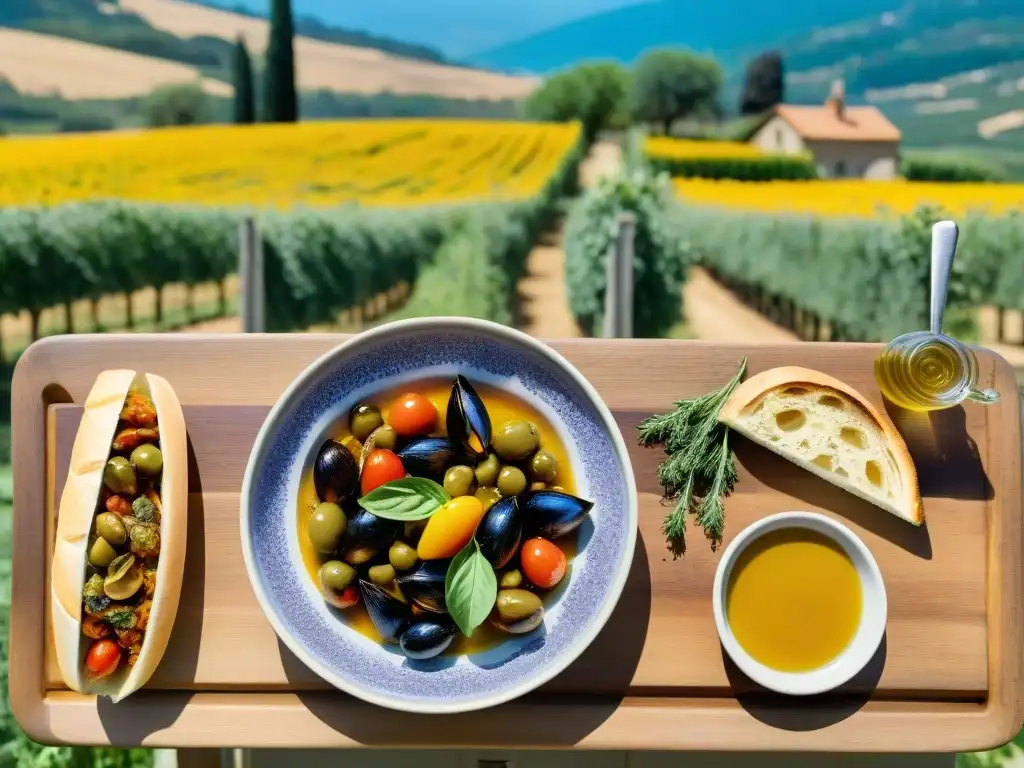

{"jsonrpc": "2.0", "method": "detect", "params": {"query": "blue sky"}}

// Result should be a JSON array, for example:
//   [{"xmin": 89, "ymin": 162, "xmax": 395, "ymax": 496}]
[{"xmin": 227, "ymin": 0, "xmax": 645, "ymax": 56}]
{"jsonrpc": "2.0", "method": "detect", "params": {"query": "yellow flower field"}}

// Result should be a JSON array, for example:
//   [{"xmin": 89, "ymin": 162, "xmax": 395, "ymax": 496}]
[
  {"xmin": 645, "ymin": 137, "xmax": 763, "ymax": 159},
  {"xmin": 673, "ymin": 178, "xmax": 1024, "ymax": 218},
  {"xmin": 0, "ymin": 120, "xmax": 581, "ymax": 208}
]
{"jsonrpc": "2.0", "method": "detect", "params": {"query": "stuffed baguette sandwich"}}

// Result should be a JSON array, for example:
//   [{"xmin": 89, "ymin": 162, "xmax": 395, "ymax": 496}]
[{"xmin": 51, "ymin": 370, "xmax": 187, "ymax": 701}]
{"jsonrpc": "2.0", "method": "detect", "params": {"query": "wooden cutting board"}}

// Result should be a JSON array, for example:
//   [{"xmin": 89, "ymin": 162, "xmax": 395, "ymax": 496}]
[{"xmin": 9, "ymin": 334, "xmax": 1023, "ymax": 751}]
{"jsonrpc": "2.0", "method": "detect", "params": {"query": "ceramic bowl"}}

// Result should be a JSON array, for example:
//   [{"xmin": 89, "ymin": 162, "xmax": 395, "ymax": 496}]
[
  {"xmin": 240, "ymin": 317, "xmax": 638, "ymax": 714},
  {"xmin": 712, "ymin": 511, "xmax": 887, "ymax": 696}
]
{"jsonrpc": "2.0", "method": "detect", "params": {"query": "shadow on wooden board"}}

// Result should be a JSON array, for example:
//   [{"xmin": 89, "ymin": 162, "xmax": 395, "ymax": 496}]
[
  {"xmin": 723, "ymin": 632, "xmax": 887, "ymax": 731},
  {"xmin": 279, "ymin": 533, "xmax": 654, "ymax": 747}
]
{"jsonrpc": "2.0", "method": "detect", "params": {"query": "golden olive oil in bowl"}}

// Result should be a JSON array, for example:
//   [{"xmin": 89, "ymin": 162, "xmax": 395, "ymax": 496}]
[
  {"xmin": 875, "ymin": 331, "xmax": 999, "ymax": 412},
  {"xmin": 712, "ymin": 512, "xmax": 887, "ymax": 696},
  {"xmin": 726, "ymin": 528, "xmax": 862, "ymax": 673}
]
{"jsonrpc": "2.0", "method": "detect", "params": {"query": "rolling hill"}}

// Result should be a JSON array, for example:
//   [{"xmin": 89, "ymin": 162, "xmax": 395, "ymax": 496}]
[{"xmin": 0, "ymin": 0, "xmax": 538, "ymax": 105}]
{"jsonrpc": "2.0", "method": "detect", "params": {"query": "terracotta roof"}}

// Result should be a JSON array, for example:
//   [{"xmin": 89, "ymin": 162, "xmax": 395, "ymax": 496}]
[{"xmin": 774, "ymin": 104, "xmax": 902, "ymax": 142}]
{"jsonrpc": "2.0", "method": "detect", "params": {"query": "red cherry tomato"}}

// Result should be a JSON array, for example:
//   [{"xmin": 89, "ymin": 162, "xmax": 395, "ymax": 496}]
[
  {"xmin": 85, "ymin": 639, "xmax": 122, "ymax": 678},
  {"xmin": 520, "ymin": 537, "xmax": 567, "ymax": 589},
  {"xmin": 361, "ymin": 449, "xmax": 405, "ymax": 495},
  {"xmin": 325, "ymin": 585, "xmax": 360, "ymax": 610},
  {"xmin": 388, "ymin": 393, "xmax": 437, "ymax": 437}
]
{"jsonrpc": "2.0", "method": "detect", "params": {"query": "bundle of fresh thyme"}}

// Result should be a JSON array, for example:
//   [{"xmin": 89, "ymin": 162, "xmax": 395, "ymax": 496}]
[{"xmin": 637, "ymin": 358, "xmax": 748, "ymax": 557}]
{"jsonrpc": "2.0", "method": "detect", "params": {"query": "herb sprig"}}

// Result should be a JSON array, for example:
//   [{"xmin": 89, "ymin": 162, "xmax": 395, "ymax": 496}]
[{"xmin": 637, "ymin": 358, "xmax": 748, "ymax": 557}]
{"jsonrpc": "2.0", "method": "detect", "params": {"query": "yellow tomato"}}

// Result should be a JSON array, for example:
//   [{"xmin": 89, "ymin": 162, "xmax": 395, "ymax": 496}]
[{"xmin": 418, "ymin": 496, "xmax": 485, "ymax": 560}]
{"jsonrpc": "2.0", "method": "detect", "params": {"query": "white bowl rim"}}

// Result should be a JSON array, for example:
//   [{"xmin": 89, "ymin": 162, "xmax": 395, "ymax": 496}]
[
  {"xmin": 712, "ymin": 510, "xmax": 888, "ymax": 697},
  {"xmin": 239, "ymin": 316, "xmax": 639, "ymax": 714}
]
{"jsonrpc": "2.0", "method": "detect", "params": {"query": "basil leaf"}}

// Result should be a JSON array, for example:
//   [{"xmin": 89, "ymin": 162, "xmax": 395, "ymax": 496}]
[
  {"xmin": 445, "ymin": 538, "xmax": 498, "ymax": 637},
  {"xmin": 357, "ymin": 477, "xmax": 451, "ymax": 521}
]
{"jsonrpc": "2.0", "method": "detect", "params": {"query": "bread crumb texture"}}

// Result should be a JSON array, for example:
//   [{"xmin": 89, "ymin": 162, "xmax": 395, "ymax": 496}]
[{"xmin": 738, "ymin": 385, "xmax": 904, "ymax": 508}]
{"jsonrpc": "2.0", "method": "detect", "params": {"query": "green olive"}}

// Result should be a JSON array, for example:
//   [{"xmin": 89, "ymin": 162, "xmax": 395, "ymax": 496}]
[
  {"xmin": 474, "ymin": 486, "xmax": 501, "ymax": 512},
  {"xmin": 389, "ymin": 541, "xmax": 419, "ymax": 571},
  {"xmin": 492, "ymin": 421, "xmax": 540, "ymax": 462},
  {"xmin": 130, "ymin": 444, "xmax": 163, "ymax": 477},
  {"xmin": 529, "ymin": 482, "xmax": 546, "ymax": 492},
  {"xmin": 497, "ymin": 466, "xmax": 527, "ymax": 497},
  {"xmin": 103, "ymin": 456, "xmax": 136, "ymax": 495},
  {"xmin": 499, "ymin": 569, "xmax": 523, "ymax": 589},
  {"xmin": 319, "ymin": 560, "xmax": 356, "ymax": 593},
  {"xmin": 343, "ymin": 545, "xmax": 377, "ymax": 566},
  {"xmin": 495, "ymin": 589, "xmax": 544, "ymax": 624},
  {"xmin": 529, "ymin": 450, "xmax": 558, "ymax": 484},
  {"xmin": 88, "ymin": 536, "xmax": 118, "ymax": 569},
  {"xmin": 443, "ymin": 465, "xmax": 476, "ymax": 498},
  {"xmin": 404, "ymin": 519, "xmax": 427, "ymax": 542},
  {"xmin": 308, "ymin": 502, "xmax": 347, "ymax": 555},
  {"xmin": 474, "ymin": 453, "xmax": 500, "ymax": 486},
  {"xmin": 369, "ymin": 425, "xmax": 397, "ymax": 451},
  {"xmin": 368, "ymin": 563, "xmax": 396, "ymax": 586},
  {"xmin": 350, "ymin": 404, "xmax": 384, "ymax": 442},
  {"xmin": 95, "ymin": 512, "xmax": 127, "ymax": 547}
]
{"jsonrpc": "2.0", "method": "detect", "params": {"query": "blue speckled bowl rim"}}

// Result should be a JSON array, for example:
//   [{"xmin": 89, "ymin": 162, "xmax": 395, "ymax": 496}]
[{"xmin": 239, "ymin": 317, "xmax": 638, "ymax": 714}]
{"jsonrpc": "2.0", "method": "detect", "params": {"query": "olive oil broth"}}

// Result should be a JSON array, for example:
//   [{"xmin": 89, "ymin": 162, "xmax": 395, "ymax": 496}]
[
  {"xmin": 726, "ymin": 528, "xmax": 862, "ymax": 673},
  {"xmin": 297, "ymin": 377, "xmax": 579, "ymax": 655}
]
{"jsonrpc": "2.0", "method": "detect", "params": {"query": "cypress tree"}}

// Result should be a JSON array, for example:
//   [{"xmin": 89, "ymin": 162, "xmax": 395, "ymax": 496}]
[
  {"xmin": 264, "ymin": 0, "xmax": 298, "ymax": 122},
  {"xmin": 232, "ymin": 35, "xmax": 256, "ymax": 124},
  {"xmin": 739, "ymin": 51, "xmax": 785, "ymax": 115}
]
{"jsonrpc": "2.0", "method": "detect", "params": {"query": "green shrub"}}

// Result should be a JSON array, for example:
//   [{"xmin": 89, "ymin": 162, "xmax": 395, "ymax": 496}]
[
  {"xmin": 674, "ymin": 203, "xmax": 1023, "ymax": 340},
  {"xmin": 565, "ymin": 169, "xmax": 689, "ymax": 337},
  {"xmin": 901, "ymin": 152, "xmax": 1006, "ymax": 183},
  {"xmin": 647, "ymin": 154, "xmax": 817, "ymax": 180},
  {"xmin": 142, "ymin": 83, "xmax": 213, "ymax": 128}
]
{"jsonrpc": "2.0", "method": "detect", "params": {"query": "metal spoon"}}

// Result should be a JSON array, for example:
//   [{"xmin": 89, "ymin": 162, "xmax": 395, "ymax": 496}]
[{"xmin": 930, "ymin": 220, "xmax": 958, "ymax": 335}]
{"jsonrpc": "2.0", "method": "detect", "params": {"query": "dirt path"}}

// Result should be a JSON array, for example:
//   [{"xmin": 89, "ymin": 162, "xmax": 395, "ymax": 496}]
[
  {"xmin": 516, "ymin": 140, "xmax": 623, "ymax": 339},
  {"xmin": 683, "ymin": 267, "xmax": 799, "ymax": 343}
]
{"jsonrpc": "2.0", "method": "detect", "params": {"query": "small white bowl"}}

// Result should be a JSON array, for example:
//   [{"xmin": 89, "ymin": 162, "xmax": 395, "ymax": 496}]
[{"xmin": 712, "ymin": 511, "xmax": 887, "ymax": 696}]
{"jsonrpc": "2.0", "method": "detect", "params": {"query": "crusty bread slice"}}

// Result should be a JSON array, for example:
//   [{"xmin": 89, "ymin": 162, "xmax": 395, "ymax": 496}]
[
  {"xmin": 719, "ymin": 366, "xmax": 923, "ymax": 526},
  {"xmin": 50, "ymin": 370, "xmax": 187, "ymax": 701}
]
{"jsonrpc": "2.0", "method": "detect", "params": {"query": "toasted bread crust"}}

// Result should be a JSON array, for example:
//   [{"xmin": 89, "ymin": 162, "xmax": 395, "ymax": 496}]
[
  {"xmin": 49, "ymin": 371, "xmax": 187, "ymax": 700},
  {"xmin": 720, "ymin": 366, "xmax": 924, "ymax": 525}
]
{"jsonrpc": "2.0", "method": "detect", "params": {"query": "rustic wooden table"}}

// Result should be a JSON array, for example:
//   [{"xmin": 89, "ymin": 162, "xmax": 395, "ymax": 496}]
[{"xmin": 9, "ymin": 335, "xmax": 1023, "ymax": 752}]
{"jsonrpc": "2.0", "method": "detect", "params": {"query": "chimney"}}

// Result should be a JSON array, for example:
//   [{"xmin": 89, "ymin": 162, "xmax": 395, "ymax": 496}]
[{"xmin": 826, "ymin": 79, "xmax": 846, "ymax": 120}]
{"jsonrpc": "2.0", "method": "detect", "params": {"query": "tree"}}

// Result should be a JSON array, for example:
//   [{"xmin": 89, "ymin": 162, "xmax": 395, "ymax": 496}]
[
  {"xmin": 629, "ymin": 49, "xmax": 723, "ymax": 135},
  {"xmin": 264, "ymin": 0, "xmax": 298, "ymax": 122},
  {"xmin": 142, "ymin": 83, "xmax": 212, "ymax": 127},
  {"xmin": 525, "ymin": 61, "xmax": 628, "ymax": 142},
  {"xmin": 740, "ymin": 51, "xmax": 784, "ymax": 115},
  {"xmin": 233, "ymin": 34, "xmax": 256, "ymax": 124}
]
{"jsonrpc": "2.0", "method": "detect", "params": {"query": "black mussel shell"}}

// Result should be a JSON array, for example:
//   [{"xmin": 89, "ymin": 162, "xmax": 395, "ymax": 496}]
[
  {"xmin": 346, "ymin": 508, "xmax": 401, "ymax": 548},
  {"xmin": 313, "ymin": 439, "xmax": 360, "ymax": 504},
  {"xmin": 398, "ymin": 437, "xmax": 458, "ymax": 480},
  {"xmin": 395, "ymin": 558, "xmax": 451, "ymax": 613},
  {"xmin": 477, "ymin": 497, "xmax": 522, "ymax": 569},
  {"xmin": 359, "ymin": 580, "xmax": 411, "ymax": 643},
  {"xmin": 446, "ymin": 375, "xmax": 492, "ymax": 458},
  {"xmin": 399, "ymin": 618, "xmax": 457, "ymax": 660},
  {"xmin": 523, "ymin": 490, "xmax": 594, "ymax": 539}
]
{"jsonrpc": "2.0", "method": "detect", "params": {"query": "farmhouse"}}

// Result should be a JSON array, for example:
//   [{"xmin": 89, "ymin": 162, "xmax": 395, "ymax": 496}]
[{"xmin": 751, "ymin": 81, "xmax": 902, "ymax": 180}]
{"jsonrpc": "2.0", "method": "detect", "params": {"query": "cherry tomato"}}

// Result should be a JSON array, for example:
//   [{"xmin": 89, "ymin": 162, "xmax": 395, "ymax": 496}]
[
  {"xmin": 361, "ymin": 449, "xmax": 405, "ymax": 495},
  {"xmin": 520, "ymin": 537, "xmax": 567, "ymax": 589},
  {"xmin": 388, "ymin": 393, "xmax": 437, "ymax": 437},
  {"xmin": 85, "ymin": 638, "xmax": 122, "ymax": 678},
  {"xmin": 324, "ymin": 585, "xmax": 360, "ymax": 610}
]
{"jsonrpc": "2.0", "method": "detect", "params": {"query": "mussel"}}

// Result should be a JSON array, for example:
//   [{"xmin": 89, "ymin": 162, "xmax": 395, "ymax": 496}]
[
  {"xmin": 395, "ymin": 558, "xmax": 451, "ymax": 613},
  {"xmin": 313, "ymin": 439, "xmax": 360, "ymax": 504},
  {"xmin": 446, "ymin": 375, "xmax": 491, "ymax": 458},
  {"xmin": 523, "ymin": 490, "xmax": 594, "ymax": 539},
  {"xmin": 360, "ymin": 580, "xmax": 411, "ymax": 643},
  {"xmin": 346, "ymin": 508, "xmax": 401, "ymax": 548},
  {"xmin": 398, "ymin": 437, "xmax": 459, "ymax": 480},
  {"xmin": 490, "ymin": 589, "xmax": 544, "ymax": 634},
  {"xmin": 400, "ymin": 618, "xmax": 458, "ymax": 660},
  {"xmin": 476, "ymin": 497, "xmax": 522, "ymax": 569}
]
